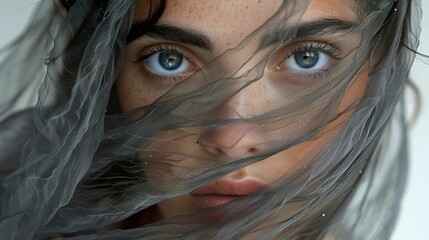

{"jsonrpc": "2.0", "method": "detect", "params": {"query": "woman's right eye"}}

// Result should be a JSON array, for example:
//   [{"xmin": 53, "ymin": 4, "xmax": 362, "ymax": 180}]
[
  {"xmin": 145, "ymin": 51, "xmax": 190, "ymax": 74},
  {"xmin": 137, "ymin": 45, "xmax": 197, "ymax": 84}
]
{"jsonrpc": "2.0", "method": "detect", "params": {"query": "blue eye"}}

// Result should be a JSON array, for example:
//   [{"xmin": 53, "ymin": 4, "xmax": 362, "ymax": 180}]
[
  {"xmin": 284, "ymin": 50, "xmax": 330, "ymax": 71},
  {"xmin": 159, "ymin": 52, "xmax": 184, "ymax": 70},
  {"xmin": 136, "ymin": 45, "xmax": 199, "ymax": 84},
  {"xmin": 272, "ymin": 42, "xmax": 340, "ymax": 83},
  {"xmin": 144, "ymin": 51, "xmax": 190, "ymax": 75}
]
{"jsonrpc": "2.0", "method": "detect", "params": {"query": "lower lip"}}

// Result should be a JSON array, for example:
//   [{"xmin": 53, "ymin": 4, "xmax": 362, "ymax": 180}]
[{"xmin": 190, "ymin": 194, "xmax": 245, "ymax": 210}]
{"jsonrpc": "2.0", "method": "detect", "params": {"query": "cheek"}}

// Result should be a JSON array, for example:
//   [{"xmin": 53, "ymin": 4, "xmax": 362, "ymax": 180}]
[
  {"xmin": 116, "ymin": 58, "xmax": 169, "ymax": 112},
  {"xmin": 247, "ymin": 66, "xmax": 369, "ymax": 182},
  {"xmin": 116, "ymin": 59, "xmax": 147, "ymax": 112},
  {"xmin": 338, "ymin": 64, "xmax": 369, "ymax": 113}
]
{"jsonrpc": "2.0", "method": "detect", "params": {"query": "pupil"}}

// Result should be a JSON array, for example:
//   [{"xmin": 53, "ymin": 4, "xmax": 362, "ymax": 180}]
[
  {"xmin": 294, "ymin": 50, "xmax": 319, "ymax": 69},
  {"xmin": 159, "ymin": 52, "xmax": 183, "ymax": 70}
]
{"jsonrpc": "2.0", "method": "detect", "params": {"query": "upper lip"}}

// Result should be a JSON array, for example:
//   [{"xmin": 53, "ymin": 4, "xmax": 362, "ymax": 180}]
[{"xmin": 190, "ymin": 177, "xmax": 265, "ymax": 196}]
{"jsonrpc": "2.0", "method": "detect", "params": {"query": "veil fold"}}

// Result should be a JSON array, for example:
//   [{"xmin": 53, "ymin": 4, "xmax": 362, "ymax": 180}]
[{"xmin": 0, "ymin": 0, "xmax": 421, "ymax": 239}]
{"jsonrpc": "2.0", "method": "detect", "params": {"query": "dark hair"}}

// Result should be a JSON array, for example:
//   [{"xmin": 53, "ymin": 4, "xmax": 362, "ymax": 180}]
[
  {"xmin": 59, "ymin": 0, "xmax": 76, "ymax": 10},
  {"xmin": 83, "ymin": 1, "xmax": 168, "ymax": 197},
  {"xmin": 55, "ymin": 1, "xmax": 167, "ymax": 115}
]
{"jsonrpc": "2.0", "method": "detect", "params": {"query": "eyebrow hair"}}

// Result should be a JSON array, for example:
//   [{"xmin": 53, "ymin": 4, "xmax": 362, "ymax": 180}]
[
  {"xmin": 128, "ymin": 24, "xmax": 214, "ymax": 51},
  {"xmin": 127, "ymin": 18, "xmax": 354, "ymax": 52},
  {"xmin": 258, "ymin": 18, "xmax": 356, "ymax": 50}
]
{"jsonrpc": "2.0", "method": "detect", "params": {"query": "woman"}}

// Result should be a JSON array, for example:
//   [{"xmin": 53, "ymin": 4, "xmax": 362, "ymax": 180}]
[{"xmin": 0, "ymin": 0, "xmax": 422, "ymax": 239}]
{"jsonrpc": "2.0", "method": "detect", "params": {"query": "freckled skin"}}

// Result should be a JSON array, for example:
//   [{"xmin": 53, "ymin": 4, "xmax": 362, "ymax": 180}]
[{"xmin": 116, "ymin": 0, "xmax": 367, "ymax": 220}]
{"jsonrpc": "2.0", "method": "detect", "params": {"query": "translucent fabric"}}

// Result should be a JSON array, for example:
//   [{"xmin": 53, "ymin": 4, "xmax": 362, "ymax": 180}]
[{"xmin": 0, "ymin": 0, "xmax": 422, "ymax": 239}]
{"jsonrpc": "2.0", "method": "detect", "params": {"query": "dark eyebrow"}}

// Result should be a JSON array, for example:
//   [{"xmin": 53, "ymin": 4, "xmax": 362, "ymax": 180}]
[
  {"xmin": 127, "ymin": 18, "xmax": 354, "ymax": 52},
  {"xmin": 127, "ymin": 24, "xmax": 213, "ymax": 51},
  {"xmin": 258, "ymin": 18, "xmax": 356, "ymax": 50}
]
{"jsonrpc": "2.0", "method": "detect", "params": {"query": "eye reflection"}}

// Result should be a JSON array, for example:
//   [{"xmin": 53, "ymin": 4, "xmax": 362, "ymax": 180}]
[
  {"xmin": 145, "ymin": 51, "xmax": 190, "ymax": 74},
  {"xmin": 159, "ymin": 52, "xmax": 184, "ymax": 70},
  {"xmin": 294, "ymin": 50, "xmax": 319, "ymax": 69},
  {"xmin": 284, "ymin": 49, "xmax": 330, "ymax": 71}
]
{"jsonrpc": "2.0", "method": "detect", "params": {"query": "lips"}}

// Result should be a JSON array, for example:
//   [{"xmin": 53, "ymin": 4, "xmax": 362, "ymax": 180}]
[{"xmin": 190, "ymin": 177, "xmax": 265, "ymax": 210}]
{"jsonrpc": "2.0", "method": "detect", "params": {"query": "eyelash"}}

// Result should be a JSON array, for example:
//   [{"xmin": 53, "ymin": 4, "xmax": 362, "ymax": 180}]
[
  {"xmin": 135, "ymin": 42, "xmax": 340, "ymax": 84},
  {"xmin": 136, "ymin": 45, "xmax": 197, "ymax": 84},
  {"xmin": 275, "ymin": 42, "xmax": 340, "ymax": 82},
  {"xmin": 285, "ymin": 42, "xmax": 340, "ymax": 59}
]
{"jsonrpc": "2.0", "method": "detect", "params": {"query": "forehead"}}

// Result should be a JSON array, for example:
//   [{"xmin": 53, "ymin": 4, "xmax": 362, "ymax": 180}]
[
  {"xmin": 134, "ymin": 0, "xmax": 358, "ymax": 52},
  {"xmin": 159, "ymin": 0, "xmax": 282, "ymax": 40}
]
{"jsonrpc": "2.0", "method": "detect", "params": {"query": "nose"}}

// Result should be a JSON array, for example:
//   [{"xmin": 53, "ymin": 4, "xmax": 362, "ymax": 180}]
[{"xmin": 198, "ymin": 81, "xmax": 270, "ymax": 160}]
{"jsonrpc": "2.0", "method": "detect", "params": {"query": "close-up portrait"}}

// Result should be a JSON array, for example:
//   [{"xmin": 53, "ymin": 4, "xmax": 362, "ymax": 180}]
[{"xmin": 0, "ymin": 0, "xmax": 428, "ymax": 239}]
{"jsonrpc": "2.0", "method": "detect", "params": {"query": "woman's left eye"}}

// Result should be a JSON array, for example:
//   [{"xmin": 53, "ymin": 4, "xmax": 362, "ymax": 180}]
[
  {"xmin": 275, "ymin": 42, "xmax": 340, "ymax": 82},
  {"xmin": 284, "ymin": 50, "xmax": 330, "ymax": 71}
]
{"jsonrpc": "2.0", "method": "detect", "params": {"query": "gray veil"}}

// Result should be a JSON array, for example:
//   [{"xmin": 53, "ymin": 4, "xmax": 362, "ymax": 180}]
[{"xmin": 0, "ymin": 0, "xmax": 422, "ymax": 239}]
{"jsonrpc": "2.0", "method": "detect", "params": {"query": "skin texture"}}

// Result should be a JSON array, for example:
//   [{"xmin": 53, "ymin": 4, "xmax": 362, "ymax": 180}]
[{"xmin": 116, "ymin": 0, "xmax": 368, "ymax": 221}]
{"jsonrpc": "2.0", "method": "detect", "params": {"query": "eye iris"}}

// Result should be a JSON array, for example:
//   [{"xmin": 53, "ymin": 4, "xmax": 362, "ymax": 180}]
[
  {"xmin": 294, "ymin": 50, "xmax": 319, "ymax": 69},
  {"xmin": 159, "ymin": 52, "xmax": 183, "ymax": 70}
]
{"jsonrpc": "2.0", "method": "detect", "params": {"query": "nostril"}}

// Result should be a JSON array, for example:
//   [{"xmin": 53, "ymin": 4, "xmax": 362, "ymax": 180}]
[
  {"xmin": 215, "ymin": 147, "xmax": 225, "ymax": 155},
  {"xmin": 198, "ymin": 126, "xmax": 264, "ymax": 158},
  {"xmin": 248, "ymin": 147, "xmax": 258, "ymax": 154}
]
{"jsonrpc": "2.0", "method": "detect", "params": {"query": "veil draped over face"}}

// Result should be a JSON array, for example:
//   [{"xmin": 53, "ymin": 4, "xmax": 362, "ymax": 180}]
[{"xmin": 0, "ymin": 0, "xmax": 422, "ymax": 239}]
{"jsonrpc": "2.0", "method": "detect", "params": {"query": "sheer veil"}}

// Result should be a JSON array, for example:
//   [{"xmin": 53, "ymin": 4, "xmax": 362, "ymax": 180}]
[{"xmin": 0, "ymin": 0, "xmax": 422, "ymax": 239}]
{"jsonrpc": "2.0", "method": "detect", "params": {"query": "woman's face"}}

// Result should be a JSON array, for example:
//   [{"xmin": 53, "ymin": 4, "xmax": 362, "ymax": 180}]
[{"xmin": 116, "ymin": 0, "xmax": 368, "ymax": 219}]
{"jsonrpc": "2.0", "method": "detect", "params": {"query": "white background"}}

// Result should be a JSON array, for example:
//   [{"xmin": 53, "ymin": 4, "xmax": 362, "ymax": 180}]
[{"xmin": 0, "ymin": 1, "xmax": 428, "ymax": 239}]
